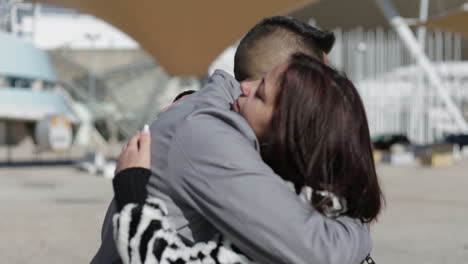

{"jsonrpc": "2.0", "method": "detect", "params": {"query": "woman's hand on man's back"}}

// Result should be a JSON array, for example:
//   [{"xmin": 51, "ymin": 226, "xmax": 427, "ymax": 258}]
[{"xmin": 115, "ymin": 125, "xmax": 151, "ymax": 174}]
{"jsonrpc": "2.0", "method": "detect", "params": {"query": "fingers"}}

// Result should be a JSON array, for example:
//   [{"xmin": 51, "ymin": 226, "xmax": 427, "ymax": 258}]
[
  {"xmin": 116, "ymin": 125, "xmax": 151, "ymax": 173},
  {"xmin": 122, "ymin": 141, "xmax": 129, "ymax": 151},
  {"xmin": 127, "ymin": 131, "xmax": 140, "ymax": 152},
  {"xmin": 139, "ymin": 124, "xmax": 151, "ymax": 155}
]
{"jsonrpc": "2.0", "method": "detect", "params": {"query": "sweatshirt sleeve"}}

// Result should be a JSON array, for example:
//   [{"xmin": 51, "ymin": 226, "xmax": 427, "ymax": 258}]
[
  {"xmin": 112, "ymin": 167, "xmax": 254, "ymax": 264},
  {"xmin": 113, "ymin": 198, "xmax": 253, "ymax": 264}
]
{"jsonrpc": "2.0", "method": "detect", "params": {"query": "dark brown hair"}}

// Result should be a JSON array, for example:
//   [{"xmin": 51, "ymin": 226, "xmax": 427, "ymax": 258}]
[
  {"xmin": 262, "ymin": 53, "xmax": 383, "ymax": 222},
  {"xmin": 173, "ymin": 90, "xmax": 196, "ymax": 102}
]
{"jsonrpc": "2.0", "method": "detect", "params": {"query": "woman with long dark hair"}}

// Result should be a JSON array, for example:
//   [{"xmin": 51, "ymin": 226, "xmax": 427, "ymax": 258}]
[
  {"xmin": 112, "ymin": 53, "xmax": 382, "ymax": 263},
  {"xmin": 260, "ymin": 53, "xmax": 382, "ymax": 222}
]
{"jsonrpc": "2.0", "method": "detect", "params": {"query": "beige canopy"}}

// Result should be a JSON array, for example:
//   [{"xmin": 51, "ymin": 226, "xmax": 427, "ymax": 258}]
[
  {"xmin": 420, "ymin": 4, "xmax": 468, "ymax": 35},
  {"xmin": 30, "ymin": 0, "xmax": 315, "ymax": 76},
  {"xmin": 29, "ymin": 0, "xmax": 468, "ymax": 76}
]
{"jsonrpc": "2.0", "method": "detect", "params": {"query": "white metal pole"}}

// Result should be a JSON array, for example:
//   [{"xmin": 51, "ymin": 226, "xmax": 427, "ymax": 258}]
[
  {"xmin": 414, "ymin": 0, "xmax": 429, "ymax": 142},
  {"xmin": 374, "ymin": 0, "xmax": 468, "ymax": 133},
  {"xmin": 32, "ymin": 3, "xmax": 41, "ymax": 45},
  {"xmin": 10, "ymin": 3, "xmax": 17, "ymax": 35},
  {"xmin": 417, "ymin": 0, "xmax": 429, "ymax": 48},
  {"xmin": 86, "ymin": 33, "xmax": 100, "ymax": 107}
]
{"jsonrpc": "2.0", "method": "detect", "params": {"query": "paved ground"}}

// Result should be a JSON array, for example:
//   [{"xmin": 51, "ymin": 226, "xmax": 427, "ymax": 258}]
[
  {"xmin": 0, "ymin": 166, "xmax": 112, "ymax": 263},
  {"xmin": 0, "ymin": 161, "xmax": 467, "ymax": 263},
  {"xmin": 372, "ymin": 162, "xmax": 468, "ymax": 263}
]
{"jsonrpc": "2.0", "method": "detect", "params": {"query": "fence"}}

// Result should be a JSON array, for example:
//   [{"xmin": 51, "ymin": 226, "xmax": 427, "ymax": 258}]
[{"xmin": 328, "ymin": 28, "xmax": 467, "ymax": 144}]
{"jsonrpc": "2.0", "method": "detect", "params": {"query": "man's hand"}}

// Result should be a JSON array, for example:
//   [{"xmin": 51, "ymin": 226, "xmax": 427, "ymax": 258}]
[{"xmin": 115, "ymin": 125, "xmax": 151, "ymax": 174}]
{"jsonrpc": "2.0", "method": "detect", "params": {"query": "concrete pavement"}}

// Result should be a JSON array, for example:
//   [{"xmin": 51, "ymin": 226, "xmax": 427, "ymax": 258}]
[{"xmin": 0, "ymin": 161, "xmax": 467, "ymax": 263}]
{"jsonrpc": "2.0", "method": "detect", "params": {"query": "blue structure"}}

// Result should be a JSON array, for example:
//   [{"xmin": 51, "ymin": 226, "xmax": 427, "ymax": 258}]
[
  {"xmin": 0, "ymin": 88, "xmax": 76, "ymax": 122},
  {"xmin": 0, "ymin": 31, "xmax": 74, "ymax": 122},
  {"xmin": 0, "ymin": 32, "xmax": 78, "ymax": 154},
  {"xmin": 0, "ymin": 31, "xmax": 56, "ymax": 82}
]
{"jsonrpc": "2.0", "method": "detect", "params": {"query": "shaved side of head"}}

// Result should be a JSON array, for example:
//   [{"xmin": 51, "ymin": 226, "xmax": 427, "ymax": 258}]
[
  {"xmin": 240, "ymin": 28, "xmax": 322, "ymax": 81},
  {"xmin": 234, "ymin": 16, "xmax": 335, "ymax": 81}
]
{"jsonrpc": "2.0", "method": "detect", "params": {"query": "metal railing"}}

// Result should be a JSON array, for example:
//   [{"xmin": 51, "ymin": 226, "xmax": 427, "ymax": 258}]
[{"xmin": 328, "ymin": 27, "xmax": 467, "ymax": 144}]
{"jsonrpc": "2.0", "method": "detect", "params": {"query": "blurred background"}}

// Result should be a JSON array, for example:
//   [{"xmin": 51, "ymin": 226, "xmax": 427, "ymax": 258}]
[{"xmin": 0, "ymin": 0, "xmax": 467, "ymax": 263}]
